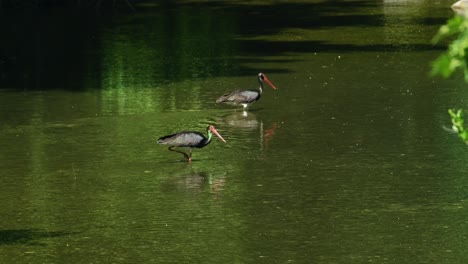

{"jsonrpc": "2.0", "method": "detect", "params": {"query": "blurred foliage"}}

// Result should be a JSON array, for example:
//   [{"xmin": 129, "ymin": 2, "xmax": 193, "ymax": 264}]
[
  {"xmin": 431, "ymin": 15, "xmax": 468, "ymax": 81},
  {"xmin": 432, "ymin": 15, "xmax": 468, "ymax": 144}
]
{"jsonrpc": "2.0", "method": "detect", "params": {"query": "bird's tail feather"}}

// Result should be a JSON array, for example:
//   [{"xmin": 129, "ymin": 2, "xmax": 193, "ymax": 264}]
[
  {"xmin": 216, "ymin": 92, "xmax": 233, "ymax": 103},
  {"xmin": 157, "ymin": 135, "xmax": 173, "ymax": 144},
  {"xmin": 216, "ymin": 96, "xmax": 227, "ymax": 103}
]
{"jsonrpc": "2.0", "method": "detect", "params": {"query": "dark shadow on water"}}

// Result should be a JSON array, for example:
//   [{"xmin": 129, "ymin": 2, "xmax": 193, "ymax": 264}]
[
  {"xmin": 0, "ymin": 229, "xmax": 70, "ymax": 246},
  {"xmin": 0, "ymin": 0, "xmax": 448, "ymax": 90},
  {"xmin": 176, "ymin": 0, "xmax": 448, "ymax": 30},
  {"xmin": 239, "ymin": 40, "xmax": 446, "ymax": 55}
]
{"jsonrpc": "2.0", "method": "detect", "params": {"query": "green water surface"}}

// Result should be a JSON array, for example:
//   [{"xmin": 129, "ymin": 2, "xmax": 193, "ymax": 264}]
[{"xmin": 1, "ymin": 1, "xmax": 468, "ymax": 263}]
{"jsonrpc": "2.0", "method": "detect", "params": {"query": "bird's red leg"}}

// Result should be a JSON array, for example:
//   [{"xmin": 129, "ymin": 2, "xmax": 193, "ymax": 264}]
[
  {"xmin": 188, "ymin": 148, "xmax": 193, "ymax": 163},
  {"xmin": 168, "ymin": 146, "xmax": 190, "ymax": 161}
]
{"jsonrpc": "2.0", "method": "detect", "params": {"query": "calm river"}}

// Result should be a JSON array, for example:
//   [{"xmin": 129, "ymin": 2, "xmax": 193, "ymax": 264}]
[{"xmin": 1, "ymin": 0, "xmax": 468, "ymax": 263}]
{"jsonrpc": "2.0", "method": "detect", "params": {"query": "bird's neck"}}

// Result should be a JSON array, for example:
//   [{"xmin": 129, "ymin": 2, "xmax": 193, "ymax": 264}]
[
  {"xmin": 203, "ymin": 131, "xmax": 213, "ymax": 146},
  {"xmin": 258, "ymin": 81, "xmax": 264, "ymax": 95}
]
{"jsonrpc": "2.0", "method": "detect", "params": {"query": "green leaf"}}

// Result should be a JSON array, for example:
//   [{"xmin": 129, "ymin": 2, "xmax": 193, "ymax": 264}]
[
  {"xmin": 431, "ymin": 54, "xmax": 454, "ymax": 78},
  {"xmin": 432, "ymin": 16, "xmax": 465, "ymax": 44}
]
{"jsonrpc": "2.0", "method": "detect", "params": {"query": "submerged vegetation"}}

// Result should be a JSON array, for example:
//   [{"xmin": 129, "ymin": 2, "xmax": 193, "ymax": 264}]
[{"xmin": 448, "ymin": 109, "xmax": 468, "ymax": 143}]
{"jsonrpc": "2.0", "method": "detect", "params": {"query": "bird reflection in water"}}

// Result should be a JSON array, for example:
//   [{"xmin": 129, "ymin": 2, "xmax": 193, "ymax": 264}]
[
  {"xmin": 221, "ymin": 111, "xmax": 259, "ymax": 130},
  {"xmin": 262, "ymin": 122, "xmax": 278, "ymax": 148},
  {"xmin": 218, "ymin": 111, "xmax": 279, "ymax": 150},
  {"xmin": 163, "ymin": 170, "xmax": 226, "ymax": 195},
  {"xmin": 177, "ymin": 171, "xmax": 207, "ymax": 190}
]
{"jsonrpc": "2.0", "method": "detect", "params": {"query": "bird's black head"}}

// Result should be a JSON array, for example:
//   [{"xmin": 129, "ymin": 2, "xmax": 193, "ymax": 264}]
[
  {"xmin": 206, "ymin": 125, "xmax": 227, "ymax": 143},
  {"xmin": 257, "ymin": 73, "xmax": 277, "ymax": 90},
  {"xmin": 258, "ymin": 73, "xmax": 265, "ymax": 81}
]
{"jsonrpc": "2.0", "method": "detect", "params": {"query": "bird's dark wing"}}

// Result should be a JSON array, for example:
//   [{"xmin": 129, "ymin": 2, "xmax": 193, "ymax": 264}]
[
  {"xmin": 216, "ymin": 89, "xmax": 259, "ymax": 104},
  {"xmin": 158, "ymin": 131, "xmax": 205, "ymax": 147}
]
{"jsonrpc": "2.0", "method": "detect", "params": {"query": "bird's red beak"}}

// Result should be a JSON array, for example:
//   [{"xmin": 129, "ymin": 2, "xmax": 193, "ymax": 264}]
[
  {"xmin": 210, "ymin": 126, "xmax": 227, "ymax": 143},
  {"xmin": 263, "ymin": 76, "xmax": 277, "ymax": 90}
]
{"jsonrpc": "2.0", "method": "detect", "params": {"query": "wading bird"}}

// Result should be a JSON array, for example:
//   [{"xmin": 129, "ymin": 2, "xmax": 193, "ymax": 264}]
[
  {"xmin": 216, "ymin": 73, "xmax": 277, "ymax": 110},
  {"xmin": 157, "ymin": 125, "xmax": 226, "ymax": 162}
]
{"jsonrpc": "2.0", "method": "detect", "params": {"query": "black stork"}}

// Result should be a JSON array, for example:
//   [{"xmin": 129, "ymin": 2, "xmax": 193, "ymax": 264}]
[
  {"xmin": 157, "ymin": 125, "xmax": 226, "ymax": 162},
  {"xmin": 216, "ymin": 73, "xmax": 277, "ymax": 110}
]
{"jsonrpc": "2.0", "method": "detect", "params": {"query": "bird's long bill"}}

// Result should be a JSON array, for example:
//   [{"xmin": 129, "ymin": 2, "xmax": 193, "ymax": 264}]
[
  {"xmin": 263, "ymin": 76, "xmax": 277, "ymax": 90},
  {"xmin": 210, "ymin": 126, "xmax": 227, "ymax": 143}
]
